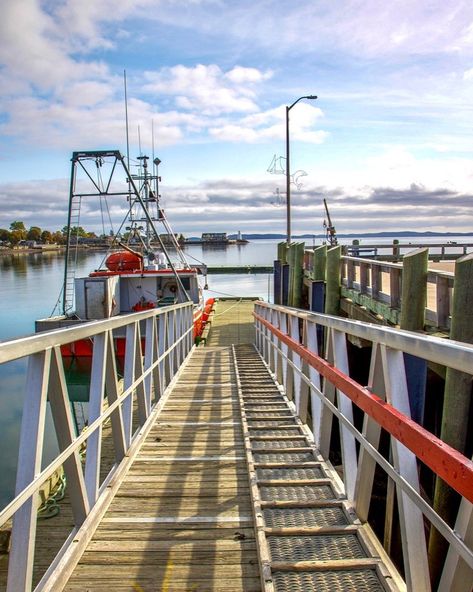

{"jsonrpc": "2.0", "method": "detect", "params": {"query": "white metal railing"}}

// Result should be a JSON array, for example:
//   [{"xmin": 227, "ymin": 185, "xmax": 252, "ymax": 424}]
[
  {"xmin": 340, "ymin": 255, "xmax": 454, "ymax": 329},
  {"xmin": 254, "ymin": 301, "xmax": 473, "ymax": 592},
  {"xmin": 0, "ymin": 302, "xmax": 194, "ymax": 592}
]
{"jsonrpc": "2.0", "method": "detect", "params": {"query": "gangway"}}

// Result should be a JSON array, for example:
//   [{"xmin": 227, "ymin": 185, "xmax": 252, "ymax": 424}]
[{"xmin": 0, "ymin": 300, "xmax": 472, "ymax": 591}]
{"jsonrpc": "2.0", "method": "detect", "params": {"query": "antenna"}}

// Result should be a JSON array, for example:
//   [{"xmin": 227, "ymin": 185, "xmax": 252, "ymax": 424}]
[{"xmin": 124, "ymin": 70, "xmax": 130, "ymax": 173}]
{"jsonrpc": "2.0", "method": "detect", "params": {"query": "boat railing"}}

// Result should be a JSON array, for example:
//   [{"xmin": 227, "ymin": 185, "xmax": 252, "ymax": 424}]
[
  {"xmin": 0, "ymin": 302, "xmax": 194, "ymax": 592},
  {"xmin": 254, "ymin": 301, "xmax": 473, "ymax": 592}
]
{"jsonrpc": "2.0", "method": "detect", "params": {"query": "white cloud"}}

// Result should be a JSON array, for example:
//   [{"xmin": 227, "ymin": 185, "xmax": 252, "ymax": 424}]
[
  {"xmin": 225, "ymin": 66, "xmax": 273, "ymax": 84},
  {"xmin": 143, "ymin": 64, "xmax": 271, "ymax": 115},
  {"xmin": 209, "ymin": 103, "xmax": 326, "ymax": 144}
]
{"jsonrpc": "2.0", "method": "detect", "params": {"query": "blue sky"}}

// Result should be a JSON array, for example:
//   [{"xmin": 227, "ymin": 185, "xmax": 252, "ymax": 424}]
[{"xmin": 1, "ymin": 0, "xmax": 473, "ymax": 236}]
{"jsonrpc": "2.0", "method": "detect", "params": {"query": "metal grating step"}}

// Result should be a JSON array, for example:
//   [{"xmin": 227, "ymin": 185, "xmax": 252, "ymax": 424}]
[
  {"xmin": 232, "ymin": 344, "xmax": 401, "ymax": 592},
  {"xmin": 251, "ymin": 440, "xmax": 308, "ymax": 450},
  {"xmin": 260, "ymin": 485, "xmax": 335, "ymax": 502},
  {"xmin": 247, "ymin": 420, "xmax": 298, "ymax": 428},
  {"xmin": 263, "ymin": 507, "xmax": 349, "ymax": 529},
  {"xmin": 257, "ymin": 467, "xmax": 324, "ymax": 481},
  {"xmin": 271, "ymin": 569, "xmax": 385, "ymax": 592},
  {"xmin": 253, "ymin": 452, "xmax": 316, "ymax": 463},
  {"xmin": 250, "ymin": 429, "xmax": 303, "ymax": 437},
  {"xmin": 268, "ymin": 533, "xmax": 367, "ymax": 561}
]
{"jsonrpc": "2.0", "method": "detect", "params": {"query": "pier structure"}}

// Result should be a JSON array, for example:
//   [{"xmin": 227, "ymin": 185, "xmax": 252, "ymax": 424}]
[{"xmin": 0, "ymin": 298, "xmax": 472, "ymax": 591}]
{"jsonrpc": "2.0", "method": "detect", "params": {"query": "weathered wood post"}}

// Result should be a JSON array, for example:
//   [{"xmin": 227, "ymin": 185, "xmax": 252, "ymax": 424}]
[
  {"xmin": 310, "ymin": 245, "xmax": 327, "ymax": 313},
  {"xmin": 292, "ymin": 242, "xmax": 305, "ymax": 308},
  {"xmin": 393, "ymin": 239, "xmax": 400, "ymax": 261},
  {"xmin": 325, "ymin": 246, "xmax": 341, "ymax": 316},
  {"xmin": 400, "ymin": 248, "xmax": 429, "ymax": 425},
  {"xmin": 274, "ymin": 242, "xmax": 287, "ymax": 304},
  {"xmin": 352, "ymin": 239, "xmax": 360, "ymax": 257},
  {"xmin": 429, "ymin": 253, "xmax": 473, "ymax": 583}
]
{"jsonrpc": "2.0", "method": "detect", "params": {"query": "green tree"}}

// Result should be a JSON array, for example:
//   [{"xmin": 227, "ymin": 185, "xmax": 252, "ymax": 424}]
[
  {"xmin": 41, "ymin": 230, "xmax": 52, "ymax": 244},
  {"xmin": 51, "ymin": 231, "xmax": 64, "ymax": 244},
  {"xmin": 0, "ymin": 228, "xmax": 11, "ymax": 243},
  {"xmin": 27, "ymin": 226, "xmax": 42, "ymax": 242},
  {"xmin": 10, "ymin": 230, "xmax": 25, "ymax": 245},
  {"xmin": 10, "ymin": 221, "xmax": 26, "ymax": 241},
  {"xmin": 61, "ymin": 225, "xmax": 87, "ymax": 238},
  {"xmin": 10, "ymin": 221, "xmax": 26, "ymax": 232}
]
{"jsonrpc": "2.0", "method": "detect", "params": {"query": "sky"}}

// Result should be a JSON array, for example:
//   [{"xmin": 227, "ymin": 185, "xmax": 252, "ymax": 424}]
[{"xmin": 1, "ymin": 0, "xmax": 473, "ymax": 237}]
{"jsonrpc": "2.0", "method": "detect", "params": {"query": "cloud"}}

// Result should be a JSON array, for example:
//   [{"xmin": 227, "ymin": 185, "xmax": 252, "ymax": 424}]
[
  {"xmin": 2, "ymin": 167, "xmax": 473, "ymax": 237},
  {"xmin": 209, "ymin": 103, "xmax": 327, "ymax": 143},
  {"xmin": 144, "ymin": 1, "xmax": 473, "ymax": 58},
  {"xmin": 143, "ymin": 64, "xmax": 272, "ymax": 115}
]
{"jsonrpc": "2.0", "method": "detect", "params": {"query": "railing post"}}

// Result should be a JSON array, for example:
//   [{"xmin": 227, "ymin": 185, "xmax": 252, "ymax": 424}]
[
  {"xmin": 382, "ymin": 345, "xmax": 431, "ymax": 592},
  {"xmin": 359, "ymin": 261, "xmax": 369, "ymax": 295},
  {"xmin": 331, "ymin": 329, "xmax": 357, "ymax": 501},
  {"xmin": 304, "ymin": 318, "xmax": 322, "ymax": 442},
  {"xmin": 85, "ymin": 332, "xmax": 107, "ymax": 506},
  {"xmin": 371, "ymin": 262, "xmax": 381, "ymax": 300},
  {"xmin": 354, "ymin": 343, "xmax": 384, "ymax": 522},
  {"xmin": 390, "ymin": 267, "xmax": 401, "ymax": 310},
  {"xmin": 7, "ymin": 351, "xmax": 50, "ymax": 592}
]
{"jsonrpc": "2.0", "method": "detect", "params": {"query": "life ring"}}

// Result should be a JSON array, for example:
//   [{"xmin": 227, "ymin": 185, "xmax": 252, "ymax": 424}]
[{"xmin": 163, "ymin": 280, "xmax": 178, "ymax": 296}]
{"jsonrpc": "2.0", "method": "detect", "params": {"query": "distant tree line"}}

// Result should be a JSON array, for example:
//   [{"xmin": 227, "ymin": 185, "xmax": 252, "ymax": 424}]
[{"xmin": 0, "ymin": 221, "xmax": 97, "ymax": 246}]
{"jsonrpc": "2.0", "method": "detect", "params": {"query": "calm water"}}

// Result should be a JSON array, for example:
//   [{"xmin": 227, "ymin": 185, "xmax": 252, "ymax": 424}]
[
  {"xmin": 1, "ymin": 235, "xmax": 472, "ymax": 508},
  {"xmin": 0, "ymin": 241, "xmax": 278, "ymax": 508}
]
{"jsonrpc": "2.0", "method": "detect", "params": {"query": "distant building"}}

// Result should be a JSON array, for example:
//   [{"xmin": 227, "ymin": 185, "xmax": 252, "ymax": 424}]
[{"xmin": 201, "ymin": 233, "xmax": 228, "ymax": 243}]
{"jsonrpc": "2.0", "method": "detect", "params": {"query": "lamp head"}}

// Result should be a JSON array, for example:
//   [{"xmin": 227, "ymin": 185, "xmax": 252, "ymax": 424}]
[{"xmin": 306, "ymin": 95, "xmax": 318, "ymax": 100}]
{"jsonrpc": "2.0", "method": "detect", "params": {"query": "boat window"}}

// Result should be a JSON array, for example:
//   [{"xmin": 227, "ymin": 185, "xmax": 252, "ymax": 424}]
[{"xmin": 181, "ymin": 277, "xmax": 191, "ymax": 290}]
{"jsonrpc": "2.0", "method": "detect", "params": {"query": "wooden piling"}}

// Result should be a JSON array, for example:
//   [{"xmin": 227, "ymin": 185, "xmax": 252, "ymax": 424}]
[
  {"xmin": 325, "ymin": 246, "xmax": 341, "ymax": 316},
  {"xmin": 400, "ymin": 248, "xmax": 429, "ymax": 331},
  {"xmin": 393, "ymin": 239, "xmax": 400, "ymax": 261},
  {"xmin": 291, "ymin": 242, "xmax": 305, "ymax": 308},
  {"xmin": 278, "ymin": 241, "xmax": 287, "ymax": 264},
  {"xmin": 313, "ymin": 245, "xmax": 327, "ymax": 281},
  {"xmin": 273, "ymin": 260, "xmax": 282, "ymax": 305},
  {"xmin": 399, "ymin": 248, "xmax": 429, "ymax": 426},
  {"xmin": 429, "ymin": 253, "xmax": 473, "ymax": 583}
]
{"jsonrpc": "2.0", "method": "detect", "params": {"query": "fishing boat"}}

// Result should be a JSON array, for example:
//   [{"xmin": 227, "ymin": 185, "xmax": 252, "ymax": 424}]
[{"xmin": 36, "ymin": 150, "xmax": 213, "ymax": 355}]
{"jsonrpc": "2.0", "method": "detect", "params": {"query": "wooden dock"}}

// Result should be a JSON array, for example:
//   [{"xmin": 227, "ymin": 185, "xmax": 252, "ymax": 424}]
[{"xmin": 57, "ymin": 300, "xmax": 400, "ymax": 591}]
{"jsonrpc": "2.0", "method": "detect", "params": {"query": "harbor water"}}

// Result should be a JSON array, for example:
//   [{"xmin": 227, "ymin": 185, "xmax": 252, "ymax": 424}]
[{"xmin": 0, "ymin": 235, "xmax": 471, "ymax": 508}]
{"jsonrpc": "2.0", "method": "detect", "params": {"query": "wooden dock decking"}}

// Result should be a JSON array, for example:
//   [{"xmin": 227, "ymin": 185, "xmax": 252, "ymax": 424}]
[
  {"xmin": 61, "ymin": 300, "xmax": 401, "ymax": 591},
  {"xmin": 64, "ymin": 299, "xmax": 260, "ymax": 591},
  {"xmin": 1, "ymin": 300, "xmax": 405, "ymax": 592}
]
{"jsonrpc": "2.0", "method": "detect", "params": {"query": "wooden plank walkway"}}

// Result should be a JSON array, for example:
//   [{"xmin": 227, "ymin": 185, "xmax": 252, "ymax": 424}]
[
  {"xmin": 64, "ymin": 343, "xmax": 261, "ymax": 591},
  {"xmin": 1, "ymin": 300, "xmax": 404, "ymax": 591}
]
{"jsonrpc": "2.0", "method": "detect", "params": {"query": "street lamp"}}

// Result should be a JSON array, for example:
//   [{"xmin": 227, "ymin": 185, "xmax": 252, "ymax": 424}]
[{"xmin": 286, "ymin": 94, "xmax": 318, "ymax": 243}]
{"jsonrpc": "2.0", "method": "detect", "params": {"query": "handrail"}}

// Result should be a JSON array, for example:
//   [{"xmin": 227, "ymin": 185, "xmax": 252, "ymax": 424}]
[
  {"xmin": 0, "ymin": 302, "xmax": 194, "ymax": 592},
  {"xmin": 340, "ymin": 255, "xmax": 455, "ymax": 328},
  {"xmin": 255, "ymin": 311, "xmax": 473, "ymax": 502},
  {"xmin": 254, "ymin": 301, "xmax": 473, "ymax": 591}
]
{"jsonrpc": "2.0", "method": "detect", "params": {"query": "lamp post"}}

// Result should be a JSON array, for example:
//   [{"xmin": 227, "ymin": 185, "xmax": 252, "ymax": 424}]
[{"xmin": 286, "ymin": 95, "xmax": 317, "ymax": 243}]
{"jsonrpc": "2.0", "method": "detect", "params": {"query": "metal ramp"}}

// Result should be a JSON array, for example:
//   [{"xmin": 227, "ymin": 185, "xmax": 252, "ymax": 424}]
[{"xmin": 233, "ymin": 344, "xmax": 402, "ymax": 592}]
